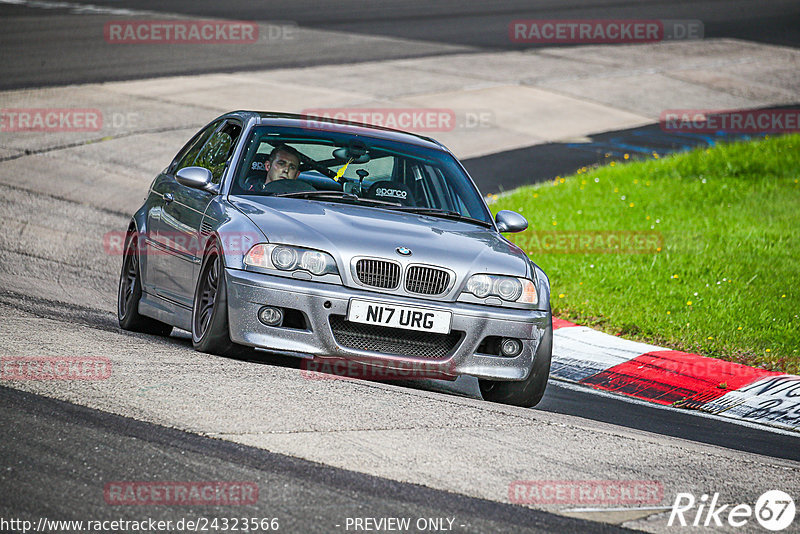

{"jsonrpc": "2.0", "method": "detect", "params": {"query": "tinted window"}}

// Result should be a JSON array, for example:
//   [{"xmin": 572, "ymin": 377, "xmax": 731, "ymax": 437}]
[
  {"xmin": 195, "ymin": 122, "xmax": 242, "ymax": 184},
  {"xmin": 172, "ymin": 120, "xmax": 222, "ymax": 173},
  {"xmin": 230, "ymin": 127, "xmax": 491, "ymax": 225}
]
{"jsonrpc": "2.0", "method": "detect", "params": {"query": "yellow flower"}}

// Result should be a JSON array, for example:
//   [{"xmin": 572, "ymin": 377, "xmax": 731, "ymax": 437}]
[
  {"xmin": 610, "ymin": 162, "xmax": 616, "ymax": 167},
  {"xmin": 656, "ymin": 247, "xmax": 662, "ymax": 252},
  {"xmin": 686, "ymin": 300, "xmax": 692, "ymax": 306},
  {"xmin": 624, "ymin": 154, "xmax": 630, "ymax": 160},
  {"xmin": 558, "ymin": 293, "xmax": 565, "ymax": 299},
  {"xmin": 737, "ymin": 326, "xmax": 743, "ymax": 330},
  {"xmin": 552, "ymin": 221, "xmax": 557, "ymax": 226},
  {"xmin": 533, "ymin": 193, "xmax": 539, "ymax": 198},
  {"xmin": 707, "ymin": 336, "xmax": 713, "ymax": 340},
  {"xmin": 646, "ymin": 216, "xmax": 651, "ymax": 220},
  {"xmin": 652, "ymin": 152, "xmax": 659, "ymax": 159},
  {"xmin": 579, "ymin": 282, "xmax": 583, "ymax": 285},
  {"xmin": 629, "ymin": 202, "xmax": 635, "ymax": 207},
  {"xmin": 633, "ymin": 179, "xmax": 638, "ymax": 184},
  {"xmin": 782, "ymin": 294, "xmax": 786, "ymax": 298},
  {"xmin": 560, "ymin": 178, "xmax": 565, "ymax": 183},
  {"xmin": 666, "ymin": 311, "xmax": 671, "ymax": 315},
  {"xmin": 766, "ymin": 349, "xmax": 771, "ymax": 352},
  {"xmin": 614, "ymin": 187, "xmax": 619, "ymax": 193},
  {"xmin": 672, "ymin": 274, "xmax": 679, "ymax": 279}
]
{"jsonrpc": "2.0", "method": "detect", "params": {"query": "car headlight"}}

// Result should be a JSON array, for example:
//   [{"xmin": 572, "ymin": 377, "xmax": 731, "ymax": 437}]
[
  {"xmin": 463, "ymin": 274, "xmax": 537, "ymax": 304},
  {"xmin": 244, "ymin": 244, "xmax": 338, "ymax": 276},
  {"xmin": 465, "ymin": 274, "xmax": 492, "ymax": 298}
]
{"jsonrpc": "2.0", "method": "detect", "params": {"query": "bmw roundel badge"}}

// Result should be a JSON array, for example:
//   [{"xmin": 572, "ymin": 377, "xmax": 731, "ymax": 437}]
[{"xmin": 396, "ymin": 247, "xmax": 412, "ymax": 256}]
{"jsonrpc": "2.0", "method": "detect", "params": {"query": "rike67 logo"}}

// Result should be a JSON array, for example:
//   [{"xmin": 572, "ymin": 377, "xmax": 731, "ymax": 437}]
[{"xmin": 669, "ymin": 490, "xmax": 795, "ymax": 531}]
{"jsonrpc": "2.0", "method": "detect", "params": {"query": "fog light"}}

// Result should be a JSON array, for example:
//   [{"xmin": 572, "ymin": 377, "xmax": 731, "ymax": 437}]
[
  {"xmin": 500, "ymin": 338, "xmax": 522, "ymax": 356},
  {"xmin": 258, "ymin": 306, "xmax": 283, "ymax": 326}
]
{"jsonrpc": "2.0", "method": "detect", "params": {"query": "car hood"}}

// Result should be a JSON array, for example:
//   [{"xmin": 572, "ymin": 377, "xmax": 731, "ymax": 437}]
[{"xmin": 231, "ymin": 196, "xmax": 530, "ymax": 281}]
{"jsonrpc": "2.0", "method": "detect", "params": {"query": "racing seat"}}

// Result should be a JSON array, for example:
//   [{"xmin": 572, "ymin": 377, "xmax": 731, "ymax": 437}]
[
  {"xmin": 365, "ymin": 180, "xmax": 416, "ymax": 206},
  {"xmin": 240, "ymin": 153, "xmax": 269, "ymax": 193}
]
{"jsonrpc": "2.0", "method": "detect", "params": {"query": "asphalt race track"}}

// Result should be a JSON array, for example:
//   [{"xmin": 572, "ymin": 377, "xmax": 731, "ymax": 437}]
[
  {"xmin": 1, "ymin": 2, "xmax": 799, "ymax": 533},
  {"xmin": 1, "ymin": 0, "xmax": 799, "ymax": 89}
]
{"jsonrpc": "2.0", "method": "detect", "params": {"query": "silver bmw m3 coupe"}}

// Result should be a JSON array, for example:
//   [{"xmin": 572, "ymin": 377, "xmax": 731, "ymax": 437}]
[{"xmin": 118, "ymin": 111, "xmax": 552, "ymax": 406}]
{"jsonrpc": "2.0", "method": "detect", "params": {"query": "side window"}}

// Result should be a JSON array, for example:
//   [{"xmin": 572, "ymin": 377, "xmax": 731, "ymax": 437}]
[
  {"xmin": 172, "ymin": 120, "xmax": 222, "ymax": 174},
  {"xmin": 193, "ymin": 121, "xmax": 243, "ymax": 184}
]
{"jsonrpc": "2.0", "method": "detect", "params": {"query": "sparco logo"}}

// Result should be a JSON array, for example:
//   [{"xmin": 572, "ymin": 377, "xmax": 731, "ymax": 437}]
[
  {"xmin": 375, "ymin": 188, "xmax": 407, "ymax": 199},
  {"xmin": 251, "ymin": 161, "xmax": 265, "ymax": 171}
]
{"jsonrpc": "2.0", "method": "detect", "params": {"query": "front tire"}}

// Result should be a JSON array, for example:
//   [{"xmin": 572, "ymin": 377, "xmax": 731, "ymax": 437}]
[
  {"xmin": 192, "ymin": 242, "xmax": 243, "ymax": 356},
  {"xmin": 117, "ymin": 232, "xmax": 173, "ymax": 336},
  {"xmin": 479, "ymin": 319, "xmax": 552, "ymax": 408}
]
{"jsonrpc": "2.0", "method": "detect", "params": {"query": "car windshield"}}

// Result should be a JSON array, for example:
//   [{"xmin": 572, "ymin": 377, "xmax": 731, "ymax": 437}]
[{"xmin": 230, "ymin": 126, "xmax": 493, "ymax": 226}]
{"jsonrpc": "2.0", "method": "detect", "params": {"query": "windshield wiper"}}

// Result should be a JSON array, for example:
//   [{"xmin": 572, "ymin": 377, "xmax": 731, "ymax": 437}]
[
  {"xmin": 387, "ymin": 207, "xmax": 493, "ymax": 227},
  {"xmin": 273, "ymin": 191, "xmax": 358, "ymax": 200},
  {"xmin": 272, "ymin": 190, "xmax": 403, "ymax": 206}
]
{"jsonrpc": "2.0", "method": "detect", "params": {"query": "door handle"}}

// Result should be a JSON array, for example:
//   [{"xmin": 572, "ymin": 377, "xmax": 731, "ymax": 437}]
[{"xmin": 164, "ymin": 193, "xmax": 174, "ymax": 203}]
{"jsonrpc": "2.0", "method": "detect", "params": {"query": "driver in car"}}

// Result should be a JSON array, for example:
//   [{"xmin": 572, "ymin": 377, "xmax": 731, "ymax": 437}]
[
  {"xmin": 242, "ymin": 144, "xmax": 306, "ymax": 193},
  {"xmin": 264, "ymin": 144, "xmax": 301, "ymax": 184}
]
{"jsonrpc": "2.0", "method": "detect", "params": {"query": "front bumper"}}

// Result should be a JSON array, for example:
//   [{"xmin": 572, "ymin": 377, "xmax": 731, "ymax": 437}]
[{"xmin": 225, "ymin": 268, "xmax": 551, "ymax": 381}]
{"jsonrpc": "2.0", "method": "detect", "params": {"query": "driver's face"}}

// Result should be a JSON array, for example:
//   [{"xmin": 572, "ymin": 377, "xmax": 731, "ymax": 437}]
[{"xmin": 265, "ymin": 150, "xmax": 300, "ymax": 182}]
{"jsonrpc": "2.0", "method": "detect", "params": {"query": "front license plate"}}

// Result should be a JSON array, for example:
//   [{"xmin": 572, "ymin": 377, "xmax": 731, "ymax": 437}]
[{"xmin": 347, "ymin": 300, "xmax": 452, "ymax": 334}]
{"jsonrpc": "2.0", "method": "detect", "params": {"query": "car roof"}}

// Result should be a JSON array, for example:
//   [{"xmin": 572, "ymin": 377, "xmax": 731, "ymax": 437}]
[{"xmin": 226, "ymin": 111, "xmax": 450, "ymax": 152}]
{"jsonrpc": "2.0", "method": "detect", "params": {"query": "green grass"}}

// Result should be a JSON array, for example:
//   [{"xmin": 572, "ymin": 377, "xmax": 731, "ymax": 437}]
[{"xmin": 490, "ymin": 134, "xmax": 800, "ymax": 374}]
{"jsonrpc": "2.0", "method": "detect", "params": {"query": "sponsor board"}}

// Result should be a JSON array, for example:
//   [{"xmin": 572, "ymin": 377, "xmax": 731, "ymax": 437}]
[{"xmin": 697, "ymin": 375, "xmax": 800, "ymax": 431}]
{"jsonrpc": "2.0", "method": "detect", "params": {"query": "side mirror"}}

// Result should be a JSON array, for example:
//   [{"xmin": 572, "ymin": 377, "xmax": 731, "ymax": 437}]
[
  {"xmin": 495, "ymin": 210, "xmax": 528, "ymax": 233},
  {"xmin": 176, "ymin": 166, "xmax": 214, "ymax": 190}
]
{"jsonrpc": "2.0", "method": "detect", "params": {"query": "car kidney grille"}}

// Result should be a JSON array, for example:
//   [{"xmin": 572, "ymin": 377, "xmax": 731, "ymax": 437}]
[
  {"xmin": 356, "ymin": 259, "xmax": 400, "ymax": 289},
  {"xmin": 405, "ymin": 266, "xmax": 450, "ymax": 295},
  {"xmin": 329, "ymin": 316, "xmax": 462, "ymax": 359}
]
